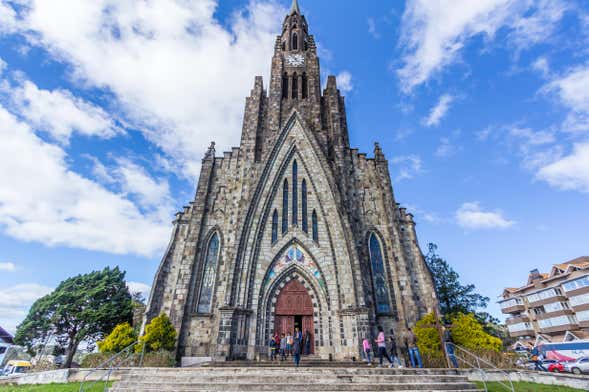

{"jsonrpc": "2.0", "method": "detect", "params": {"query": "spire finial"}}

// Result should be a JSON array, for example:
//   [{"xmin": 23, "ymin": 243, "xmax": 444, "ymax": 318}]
[{"xmin": 290, "ymin": 0, "xmax": 300, "ymax": 14}]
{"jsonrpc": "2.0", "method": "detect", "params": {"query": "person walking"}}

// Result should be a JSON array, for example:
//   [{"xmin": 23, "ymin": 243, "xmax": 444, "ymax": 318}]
[
  {"xmin": 292, "ymin": 331, "xmax": 302, "ymax": 367},
  {"xmin": 375, "ymin": 326, "xmax": 394, "ymax": 368},
  {"xmin": 362, "ymin": 336, "xmax": 372, "ymax": 365},
  {"xmin": 304, "ymin": 330, "xmax": 312, "ymax": 355},
  {"xmin": 407, "ymin": 327, "xmax": 423, "ymax": 368},
  {"xmin": 388, "ymin": 330, "xmax": 402, "ymax": 368},
  {"xmin": 280, "ymin": 333, "xmax": 287, "ymax": 361},
  {"xmin": 443, "ymin": 327, "xmax": 459, "ymax": 369},
  {"xmin": 531, "ymin": 346, "xmax": 546, "ymax": 372}
]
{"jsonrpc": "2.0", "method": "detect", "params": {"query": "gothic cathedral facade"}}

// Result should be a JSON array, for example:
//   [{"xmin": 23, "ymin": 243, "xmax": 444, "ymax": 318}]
[{"xmin": 145, "ymin": 0, "xmax": 437, "ymax": 362}]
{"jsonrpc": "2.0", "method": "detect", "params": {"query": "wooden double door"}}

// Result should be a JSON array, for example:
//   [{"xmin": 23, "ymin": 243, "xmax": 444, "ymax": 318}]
[{"xmin": 273, "ymin": 279, "xmax": 314, "ymax": 354}]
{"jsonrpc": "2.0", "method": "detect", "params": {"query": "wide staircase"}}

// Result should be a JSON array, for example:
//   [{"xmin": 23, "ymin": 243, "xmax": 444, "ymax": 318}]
[{"xmin": 110, "ymin": 365, "xmax": 483, "ymax": 391}]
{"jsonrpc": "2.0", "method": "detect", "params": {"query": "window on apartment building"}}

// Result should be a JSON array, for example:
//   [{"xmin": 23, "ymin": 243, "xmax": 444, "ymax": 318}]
[
  {"xmin": 507, "ymin": 322, "xmax": 532, "ymax": 333},
  {"xmin": 563, "ymin": 276, "xmax": 589, "ymax": 292},
  {"xmin": 576, "ymin": 310, "xmax": 589, "ymax": 322},
  {"xmin": 500, "ymin": 298, "xmax": 521, "ymax": 309},
  {"xmin": 538, "ymin": 315, "xmax": 577, "ymax": 328},
  {"xmin": 532, "ymin": 307, "xmax": 545, "ymax": 315},
  {"xmin": 527, "ymin": 288, "xmax": 562, "ymax": 303},
  {"xmin": 544, "ymin": 302, "xmax": 570, "ymax": 313},
  {"xmin": 569, "ymin": 293, "xmax": 589, "ymax": 307}
]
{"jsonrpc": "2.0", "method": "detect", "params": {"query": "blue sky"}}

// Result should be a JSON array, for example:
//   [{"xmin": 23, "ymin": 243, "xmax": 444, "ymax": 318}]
[{"xmin": 1, "ymin": 0, "xmax": 588, "ymax": 333}]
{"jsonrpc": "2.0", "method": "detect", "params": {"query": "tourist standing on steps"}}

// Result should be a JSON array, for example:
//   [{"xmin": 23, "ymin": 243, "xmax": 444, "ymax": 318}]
[
  {"xmin": 292, "ymin": 331, "xmax": 302, "ymax": 367},
  {"xmin": 280, "ymin": 333, "xmax": 287, "ymax": 361},
  {"xmin": 443, "ymin": 327, "xmax": 459, "ymax": 369},
  {"xmin": 375, "ymin": 325, "xmax": 394, "ymax": 368},
  {"xmin": 286, "ymin": 332, "xmax": 293, "ymax": 357},
  {"xmin": 388, "ymin": 330, "xmax": 402, "ymax": 368},
  {"xmin": 304, "ymin": 330, "xmax": 312, "ymax": 355},
  {"xmin": 407, "ymin": 328, "xmax": 423, "ymax": 368},
  {"xmin": 362, "ymin": 336, "xmax": 372, "ymax": 365},
  {"xmin": 294, "ymin": 327, "xmax": 302, "ymax": 346},
  {"xmin": 269, "ymin": 334, "xmax": 277, "ymax": 361}
]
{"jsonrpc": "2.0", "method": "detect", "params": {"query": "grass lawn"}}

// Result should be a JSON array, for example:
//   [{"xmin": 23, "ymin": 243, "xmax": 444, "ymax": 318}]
[
  {"xmin": 475, "ymin": 381, "xmax": 585, "ymax": 392},
  {"xmin": 0, "ymin": 382, "xmax": 112, "ymax": 392}
]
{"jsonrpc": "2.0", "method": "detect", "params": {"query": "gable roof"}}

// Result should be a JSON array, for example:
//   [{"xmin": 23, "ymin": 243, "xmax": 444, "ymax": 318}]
[{"xmin": 0, "ymin": 326, "xmax": 14, "ymax": 344}]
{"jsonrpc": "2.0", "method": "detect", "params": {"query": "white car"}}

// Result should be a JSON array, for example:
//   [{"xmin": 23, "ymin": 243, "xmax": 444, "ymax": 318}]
[{"xmin": 563, "ymin": 357, "xmax": 589, "ymax": 375}]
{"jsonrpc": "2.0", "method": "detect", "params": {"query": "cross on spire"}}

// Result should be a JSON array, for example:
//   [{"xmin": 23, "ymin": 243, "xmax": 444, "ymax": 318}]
[{"xmin": 290, "ymin": 0, "xmax": 300, "ymax": 14}]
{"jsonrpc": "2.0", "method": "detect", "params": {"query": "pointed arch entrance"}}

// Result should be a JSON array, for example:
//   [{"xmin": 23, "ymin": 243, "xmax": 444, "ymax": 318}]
[{"xmin": 274, "ymin": 279, "xmax": 314, "ymax": 353}]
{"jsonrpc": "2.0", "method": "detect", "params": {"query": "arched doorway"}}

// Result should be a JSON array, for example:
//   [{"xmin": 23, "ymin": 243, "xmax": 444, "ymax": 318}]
[{"xmin": 274, "ymin": 279, "xmax": 314, "ymax": 353}]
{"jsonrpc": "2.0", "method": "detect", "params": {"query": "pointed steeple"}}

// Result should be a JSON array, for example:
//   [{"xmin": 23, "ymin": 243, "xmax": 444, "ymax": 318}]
[{"xmin": 290, "ymin": 0, "xmax": 300, "ymax": 14}]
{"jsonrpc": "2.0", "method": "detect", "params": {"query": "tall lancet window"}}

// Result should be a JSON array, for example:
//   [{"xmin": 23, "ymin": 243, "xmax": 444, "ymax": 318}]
[
  {"xmin": 301, "ymin": 179, "xmax": 308, "ymax": 233},
  {"xmin": 272, "ymin": 209, "xmax": 278, "ymax": 244},
  {"xmin": 292, "ymin": 32, "xmax": 298, "ymax": 50},
  {"xmin": 282, "ymin": 72, "xmax": 288, "ymax": 99},
  {"xmin": 302, "ymin": 73, "xmax": 308, "ymax": 99},
  {"xmin": 312, "ymin": 210, "xmax": 318, "ymax": 242},
  {"xmin": 292, "ymin": 160, "xmax": 298, "ymax": 225},
  {"xmin": 197, "ymin": 232, "xmax": 220, "ymax": 313},
  {"xmin": 292, "ymin": 73, "xmax": 298, "ymax": 99},
  {"xmin": 368, "ymin": 233, "xmax": 391, "ymax": 314},
  {"xmin": 282, "ymin": 179, "xmax": 288, "ymax": 234}
]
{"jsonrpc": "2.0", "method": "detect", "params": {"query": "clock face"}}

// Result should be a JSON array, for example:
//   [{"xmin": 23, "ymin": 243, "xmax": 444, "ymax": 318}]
[{"xmin": 285, "ymin": 54, "xmax": 305, "ymax": 67}]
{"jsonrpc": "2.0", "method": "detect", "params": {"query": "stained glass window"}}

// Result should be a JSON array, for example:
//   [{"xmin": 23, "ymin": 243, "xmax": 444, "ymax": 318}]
[
  {"xmin": 292, "ymin": 32, "xmax": 298, "ymax": 50},
  {"xmin": 272, "ymin": 209, "xmax": 278, "ymax": 244},
  {"xmin": 368, "ymin": 233, "xmax": 391, "ymax": 314},
  {"xmin": 312, "ymin": 210, "xmax": 318, "ymax": 242},
  {"xmin": 282, "ymin": 179, "xmax": 288, "ymax": 234},
  {"xmin": 292, "ymin": 160, "xmax": 298, "ymax": 225},
  {"xmin": 301, "ymin": 179, "xmax": 308, "ymax": 233},
  {"xmin": 197, "ymin": 233, "xmax": 220, "ymax": 313},
  {"xmin": 292, "ymin": 73, "xmax": 298, "ymax": 99}
]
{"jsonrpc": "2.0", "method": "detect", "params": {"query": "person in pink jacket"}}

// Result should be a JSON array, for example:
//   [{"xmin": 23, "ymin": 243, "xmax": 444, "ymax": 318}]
[
  {"xmin": 375, "ymin": 325, "xmax": 394, "ymax": 368},
  {"xmin": 362, "ymin": 336, "xmax": 372, "ymax": 365}
]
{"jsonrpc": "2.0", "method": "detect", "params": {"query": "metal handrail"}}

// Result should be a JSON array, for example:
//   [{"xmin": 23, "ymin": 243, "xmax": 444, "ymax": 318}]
[
  {"xmin": 448, "ymin": 343, "xmax": 514, "ymax": 392},
  {"xmin": 78, "ymin": 340, "xmax": 145, "ymax": 392}
]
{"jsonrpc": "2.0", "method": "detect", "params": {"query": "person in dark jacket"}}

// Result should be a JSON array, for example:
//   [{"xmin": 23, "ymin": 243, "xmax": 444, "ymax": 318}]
[
  {"xmin": 292, "ymin": 332, "xmax": 302, "ymax": 367},
  {"xmin": 304, "ymin": 330, "xmax": 312, "ymax": 355}
]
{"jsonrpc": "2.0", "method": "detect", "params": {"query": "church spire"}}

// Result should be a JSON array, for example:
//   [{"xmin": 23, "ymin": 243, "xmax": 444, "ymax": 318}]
[{"xmin": 290, "ymin": 0, "xmax": 300, "ymax": 15}]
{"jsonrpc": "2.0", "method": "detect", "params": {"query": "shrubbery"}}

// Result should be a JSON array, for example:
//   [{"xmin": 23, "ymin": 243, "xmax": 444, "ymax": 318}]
[
  {"xmin": 138, "ymin": 314, "xmax": 176, "ymax": 353},
  {"xmin": 97, "ymin": 322, "xmax": 137, "ymax": 353}
]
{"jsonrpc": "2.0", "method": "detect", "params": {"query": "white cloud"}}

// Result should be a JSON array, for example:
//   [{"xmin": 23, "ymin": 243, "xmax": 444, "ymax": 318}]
[
  {"xmin": 391, "ymin": 154, "xmax": 422, "ymax": 181},
  {"xmin": 532, "ymin": 56, "xmax": 549, "ymax": 77},
  {"xmin": 537, "ymin": 142, "xmax": 589, "ymax": 193},
  {"xmin": 0, "ymin": 57, "xmax": 6, "ymax": 75},
  {"xmin": 367, "ymin": 18, "xmax": 380, "ymax": 39},
  {"xmin": 435, "ymin": 137, "xmax": 458, "ymax": 158},
  {"xmin": 423, "ymin": 94, "xmax": 454, "ymax": 127},
  {"xmin": 1, "ymin": 77, "xmax": 120, "ymax": 143},
  {"xmin": 0, "ymin": 283, "xmax": 53, "ymax": 334},
  {"xmin": 336, "ymin": 71, "xmax": 353, "ymax": 93},
  {"xmin": 127, "ymin": 281, "xmax": 151, "ymax": 300},
  {"xmin": 0, "ymin": 106, "xmax": 170, "ymax": 257},
  {"xmin": 2, "ymin": 0, "xmax": 286, "ymax": 178},
  {"xmin": 397, "ymin": 0, "xmax": 567, "ymax": 92},
  {"xmin": 0, "ymin": 1, "xmax": 18, "ymax": 34},
  {"xmin": 456, "ymin": 201, "xmax": 515, "ymax": 229},
  {"xmin": 0, "ymin": 262, "xmax": 16, "ymax": 271},
  {"xmin": 545, "ymin": 65, "xmax": 589, "ymax": 133},
  {"xmin": 113, "ymin": 159, "xmax": 172, "ymax": 212}
]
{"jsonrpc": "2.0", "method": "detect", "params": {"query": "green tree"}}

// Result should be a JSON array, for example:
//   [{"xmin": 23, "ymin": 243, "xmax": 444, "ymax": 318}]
[
  {"xmin": 97, "ymin": 322, "xmax": 137, "ymax": 353},
  {"xmin": 425, "ymin": 243, "xmax": 489, "ymax": 317},
  {"xmin": 139, "ymin": 314, "xmax": 176, "ymax": 352},
  {"xmin": 414, "ymin": 313, "xmax": 443, "ymax": 358},
  {"xmin": 14, "ymin": 267, "xmax": 133, "ymax": 368}
]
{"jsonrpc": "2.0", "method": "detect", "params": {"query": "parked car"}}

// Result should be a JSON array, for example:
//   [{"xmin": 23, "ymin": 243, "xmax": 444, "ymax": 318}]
[
  {"xmin": 548, "ymin": 362, "xmax": 565, "ymax": 373},
  {"xmin": 563, "ymin": 357, "xmax": 589, "ymax": 375},
  {"xmin": 523, "ymin": 358, "xmax": 558, "ymax": 370},
  {"xmin": 1, "ymin": 360, "xmax": 31, "ymax": 376}
]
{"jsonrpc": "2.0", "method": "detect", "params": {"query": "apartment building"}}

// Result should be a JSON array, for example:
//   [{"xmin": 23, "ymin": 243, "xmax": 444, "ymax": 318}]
[{"xmin": 499, "ymin": 256, "xmax": 589, "ymax": 342}]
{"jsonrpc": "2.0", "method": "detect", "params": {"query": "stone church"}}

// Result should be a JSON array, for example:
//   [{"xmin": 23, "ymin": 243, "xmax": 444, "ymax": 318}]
[{"xmin": 145, "ymin": 0, "xmax": 437, "ymax": 363}]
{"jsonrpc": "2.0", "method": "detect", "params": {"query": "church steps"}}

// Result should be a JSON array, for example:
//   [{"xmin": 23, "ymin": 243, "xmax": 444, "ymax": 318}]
[{"xmin": 109, "ymin": 367, "xmax": 481, "ymax": 392}]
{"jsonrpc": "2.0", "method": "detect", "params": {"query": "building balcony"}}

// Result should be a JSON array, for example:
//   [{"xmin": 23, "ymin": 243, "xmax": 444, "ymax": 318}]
[
  {"xmin": 499, "ymin": 299, "xmax": 525, "ymax": 314},
  {"xmin": 535, "ymin": 309, "xmax": 573, "ymax": 320},
  {"xmin": 526, "ymin": 289, "xmax": 566, "ymax": 307},
  {"xmin": 506, "ymin": 314, "xmax": 530, "ymax": 325},
  {"xmin": 507, "ymin": 322, "xmax": 534, "ymax": 337},
  {"xmin": 537, "ymin": 315, "xmax": 578, "ymax": 334}
]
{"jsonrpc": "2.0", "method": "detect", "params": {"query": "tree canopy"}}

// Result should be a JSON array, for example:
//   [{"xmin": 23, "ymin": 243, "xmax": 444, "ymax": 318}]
[
  {"xmin": 425, "ymin": 243, "xmax": 489, "ymax": 317},
  {"xmin": 14, "ymin": 266, "xmax": 133, "ymax": 368},
  {"xmin": 139, "ymin": 314, "xmax": 176, "ymax": 352}
]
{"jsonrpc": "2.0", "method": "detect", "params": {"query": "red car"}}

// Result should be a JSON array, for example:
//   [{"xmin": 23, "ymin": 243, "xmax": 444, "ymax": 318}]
[{"xmin": 548, "ymin": 362, "xmax": 564, "ymax": 373}]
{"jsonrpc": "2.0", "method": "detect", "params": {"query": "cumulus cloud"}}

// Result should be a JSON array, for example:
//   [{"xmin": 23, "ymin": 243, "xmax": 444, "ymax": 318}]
[
  {"xmin": 537, "ymin": 142, "xmax": 589, "ymax": 193},
  {"xmin": 0, "ymin": 262, "xmax": 16, "ymax": 271},
  {"xmin": 423, "ymin": 94, "xmax": 454, "ymax": 127},
  {"xmin": 336, "ymin": 71, "xmax": 353, "ymax": 93},
  {"xmin": 397, "ymin": 0, "xmax": 568, "ymax": 92},
  {"xmin": 0, "ymin": 106, "xmax": 170, "ymax": 257},
  {"xmin": 456, "ymin": 201, "xmax": 515, "ymax": 229},
  {"xmin": 0, "ymin": 283, "xmax": 53, "ymax": 333},
  {"xmin": 367, "ymin": 18, "xmax": 380, "ymax": 39},
  {"xmin": 1, "ymin": 0, "xmax": 286, "ymax": 178},
  {"xmin": 391, "ymin": 154, "xmax": 423, "ymax": 181},
  {"xmin": 0, "ymin": 77, "xmax": 120, "ymax": 144},
  {"xmin": 127, "ymin": 281, "xmax": 151, "ymax": 301},
  {"xmin": 545, "ymin": 65, "xmax": 589, "ymax": 133}
]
